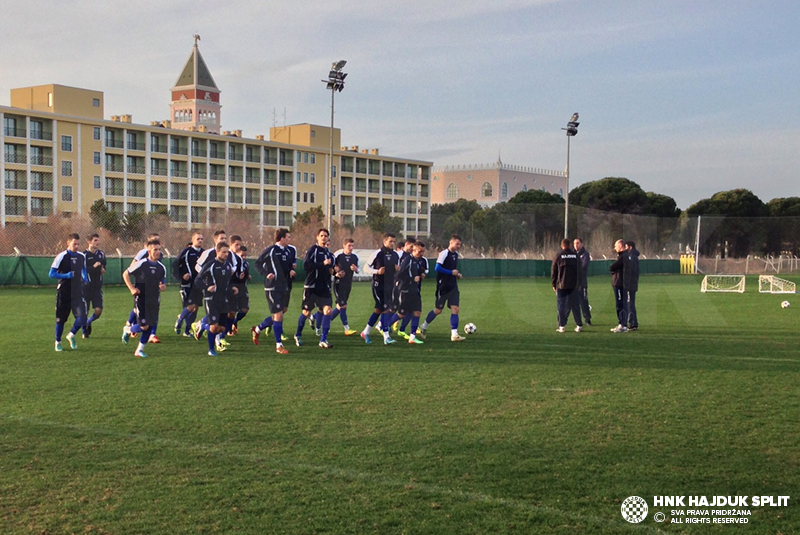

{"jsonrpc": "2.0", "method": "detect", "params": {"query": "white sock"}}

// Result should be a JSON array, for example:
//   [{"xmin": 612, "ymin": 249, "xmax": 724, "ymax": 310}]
[
  {"xmin": 363, "ymin": 325, "xmax": 372, "ymax": 335},
  {"xmin": 137, "ymin": 342, "xmax": 146, "ymax": 352},
  {"xmin": 421, "ymin": 321, "xmax": 429, "ymax": 330},
  {"xmin": 451, "ymin": 329, "xmax": 459, "ymax": 337},
  {"xmin": 383, "ymin": 330, "xmax": 391, "ymax": 340},
  {"xmin": 343, "ymin": 324, "xmax": 350, "ymax": 331}
]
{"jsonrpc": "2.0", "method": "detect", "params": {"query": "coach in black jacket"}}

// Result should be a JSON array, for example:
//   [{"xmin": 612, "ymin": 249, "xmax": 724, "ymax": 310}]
[
  {"xmin": 609, "ymin": 239, "xmax": 627, "ymax": 332},
  {"xmin": 623, "ymin": 241, "xmax": 640, "ymax": 331},
  {"xmin": 551, "ymin": 239, "xmax": 583, "ymax": 333}
]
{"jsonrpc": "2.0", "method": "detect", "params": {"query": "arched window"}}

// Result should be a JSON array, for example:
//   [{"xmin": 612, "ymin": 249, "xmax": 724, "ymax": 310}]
[
  {"xmin": 558, "ymin": 188, "xmax": 564, "ymax": 197},
  {"xmin": 522, "ymin": 184, "xmax": 528, "ymax": 192},
  {"xmin": 446, "ymin": 183, "xmax": 459, "ymax": 199},
  {"xmin": 501, "ymin": 182, "xmax": 508, "ymax": 199},
  {"xmin": 482, "ymin": 182, "xmax": 493, "ymax": 198}
]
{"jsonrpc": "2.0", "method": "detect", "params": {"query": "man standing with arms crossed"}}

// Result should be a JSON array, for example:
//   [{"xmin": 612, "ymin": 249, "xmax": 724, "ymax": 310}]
[
  {"xmin": 610, "ymin": 239, "xmax": 627, "ymax": 333},
  {"xmin": 552, "ymin": 238, "xmax": 583, "ymax": 333},
  {"xmin": 573, "ymin": 237, "xmax": 592, "ymax": 327},
  {"xmin": 624, "ymin": 240, "xmax": 640, "ymax": 331}
]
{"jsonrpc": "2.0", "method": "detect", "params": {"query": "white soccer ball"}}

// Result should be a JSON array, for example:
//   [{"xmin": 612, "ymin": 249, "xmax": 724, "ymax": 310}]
[
  {"xmin": 781, "ymin": 300, "xmax": 791, "ymax": 308},
  {"xmin": 464, "ymin": 323, "xmax": 477, "ymax": 335}
]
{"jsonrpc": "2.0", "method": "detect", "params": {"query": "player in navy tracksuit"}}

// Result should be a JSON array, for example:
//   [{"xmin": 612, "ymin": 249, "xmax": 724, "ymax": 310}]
[
  {"xmin": 387, "ymin": 241, "xmax": 427, "ymax": 344},
  {"xmin": 294, "ymin": 229, "xmax": 336, "ymax": 348},
  {"xmin": 122, "ymin": 239, "xmax": 167, "ymax": 358},
  {"xmin": 361, "ymin": 234, "xmax": 400, "ymax": 344},
  {"xmin": 49, "ymin": 233, "xmax": 89, "ymax": 351},
  {"xmin": 82, "ymin": 233, "xmax": 106, "ymax": 338},
  {"xmin": 173, "ymin": 232, "xmax": 204, "ymax": 336},
  {"xmin": 551, "ymin": 238, "xmax": 583, "ymax": 332},
  {"xmin": 330, "ymin": 238, "xmax": 359, "ymax": 336},
  {"xmin": 252, "ymin": 228, "xmax": 294, "ymax": 353},
  {"xmin": 196, "ymin": 241, "xmax": 237, "ymax": 356},
  {"xmin": 125, "ymin": 233, "xmax": 163, "ymax": 342},
  {"xmin": 420, "ymin": 234, "xmax": 465, "ymax": 342}
]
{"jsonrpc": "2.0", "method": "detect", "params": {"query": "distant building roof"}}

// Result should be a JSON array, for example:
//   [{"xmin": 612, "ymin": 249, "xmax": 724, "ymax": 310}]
[{"xmin": 174, "ymin": 45, "xmax": 218, "ymax": 90}]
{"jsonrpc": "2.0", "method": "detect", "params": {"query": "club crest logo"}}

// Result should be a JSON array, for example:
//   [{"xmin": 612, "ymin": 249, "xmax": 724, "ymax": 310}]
[{"xmin": 621, "ymin": 496, "xmax": 648, "ymax": 523}]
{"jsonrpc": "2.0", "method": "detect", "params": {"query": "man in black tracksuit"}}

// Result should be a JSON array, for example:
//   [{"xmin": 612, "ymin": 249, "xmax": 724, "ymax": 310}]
[
  {"xmin": 551, "ymin": 239, "xmax": 583, "ymax": 333},
  {"xmin": 623, "ymin": 241, "xmax": 640, "ymax": 331},
  {"xmin": 609, "ymin": 239, "xmax": 627, "ymax": 332}
]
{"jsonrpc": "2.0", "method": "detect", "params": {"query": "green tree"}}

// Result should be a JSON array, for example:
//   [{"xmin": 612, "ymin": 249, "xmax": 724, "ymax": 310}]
[
  {"xmin": 89, "ymin": 199, "xmax": 121, "ymax": 234},
  {"xmin": 120, "ymin": 211, "xmax": 147, "ymax": 243},
  {"xmin": 507, "ymin": 189, "xmax": 564, "ymax": 205},
  {"xmin": 366, "ymin": 203, "xmax": 403, "ymax": 236},
  {"xmin": 569, "ymin": 177, "xmax": 651, "ymax": 214},
  {"xmin": 686, "ymin": 189, "xmax": 769, "ymax": 257},
  {"xmin": 765, "ymin": 197, "xmax": 800, "ymax": 255},
  {"xmin": 293, "ymin": 206, "xmax": 325, "ymax": 227}
]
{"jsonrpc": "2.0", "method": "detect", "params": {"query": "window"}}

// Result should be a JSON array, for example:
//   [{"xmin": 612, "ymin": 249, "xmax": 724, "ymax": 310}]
[
  {"xmin": 296, "ymin": 192, "xmax": 302, "ymax": 203},
  {"xmin": 482, "ymin": 182, "xmax": 493, "ymax": 198},
  {"xmin": 446, "ymin": 183, "xmax": 458, "ymax": 199},
  {"xmin": 304, "ymin": 152, "xmax": 309, "ymax": 164},
  {"xmin": 61, "ymin": 185, "xmax": 73, "ymax": 202},
  {"xmin": 523, "ymin": 184, "xmax": 528, "ymax": 192},
  {"xmin": 501, "ymin": 182, "xmax": 508, "ymax": 199},
  {"xmin": 303, "ymin": 172, "xmax": 309, "ymax": 183},
  {"xmin": 310, "ymin": 173, "xmax": 316, "ymax": 184},
  {"xmin": 93, "ymin": 98, "xmax": 100, "ymax": 107},
  {"xmin": 94, "ymin": 152, "xmax": 101, "ymax": 165},
  {"xmin": 4, "ymin": 169, "xmax": 26, "ymax": 189},
  {"xmin": 61, "ymin": 161, "xmax": 73, "ymax": 177},
  {"xmin": 31, "ymin": 172, "xmax": 53, "ymax": 192},
  {"xmin": 5, "ymin": 195, "xmax": 26, "ymax": 216},
  {"xmin": 310, "ymin": 193, "xmax": 315, "ymax": 204},
  {"xmin": 61, "ymin": 135, "xmax": 72, "ymax": 151},
  {"xmin": 29, "ymin": 120, "xmax": 42, "ymax": 139},
  {"xmin": 94, "ymin": 176, "xmax": 101, "ymax": 189},
  {"xmin": 310, "ymin": 130, "xmax": 316, "ymax": 138},
  {"xmin": 310, "ymin": 154, "xmax": 316, "ymax": 164},
  {"xmin": 93, "ymin": 127, "xmax": 101, "ymax": 140}
]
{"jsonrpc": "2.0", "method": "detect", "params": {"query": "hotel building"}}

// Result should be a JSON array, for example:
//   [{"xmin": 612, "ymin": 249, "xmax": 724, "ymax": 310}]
[{"xmin": 1, "ymin": 42, "xmax": 432, "ymax": 234}]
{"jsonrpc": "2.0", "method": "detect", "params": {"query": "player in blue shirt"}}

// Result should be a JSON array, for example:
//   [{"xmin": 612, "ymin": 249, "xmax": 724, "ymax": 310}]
[
  {"xmin": 420, "ymin": 234, "xmax": 466, "ymax": 342},
  {"xmin": 82, "ymin": 233, "xmax": 107, "ymax": 339},
  {"xmin": 361, "ymin": 233, "xmax": 400, "ymax": 344},
  {"xmin": 124, "ymin": 233, "xmax": 162, "ymax": 343},
  {"xmin": 196, "ymin": 241, "xmax": 238, "ymax": 356},
  {"xmin": 122, "ymin": 239, "xmax": 167, "ymax": 358},
  {"xmin": 230, "ymin": 238, "xmax": 251, "ymax": 335},
  {"xmin": 49, "ymin": 233, "xmax": 89, "ymax": 351},
  {"xmin": 387, "ymin": 241, "xmax": 427, "ymax": 344}
]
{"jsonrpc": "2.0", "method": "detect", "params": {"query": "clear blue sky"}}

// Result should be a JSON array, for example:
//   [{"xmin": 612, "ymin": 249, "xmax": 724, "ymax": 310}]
[{"xmin": 1, "ymin": 0, "xmax": 798, "ymax": 209}]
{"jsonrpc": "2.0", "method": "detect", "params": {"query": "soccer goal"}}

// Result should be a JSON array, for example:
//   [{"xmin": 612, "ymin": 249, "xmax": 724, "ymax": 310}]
[
  {"xmin": 758, "ymin": 275, "xmax": 797, "ymax": 294},
  {"xmin": 701, "ymin": 274, "xmax": 746, "ymax": 293}
]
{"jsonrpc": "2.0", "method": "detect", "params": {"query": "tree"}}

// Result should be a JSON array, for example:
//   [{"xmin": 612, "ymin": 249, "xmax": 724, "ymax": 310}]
[
  {"xmin": 569, "ymin": 177, "xmax": 651, "ymax": 214},
  {"xmin": 765, "ymin": 197, "xmax": 800, "ymax": 255},
  {"xmin": 507, "ymin": 189, "xmax": 564, "ymax": 205},
  {"xmin": 89, "ymin": 199, "xmax": 121, "ymax": 234},
  {"xmin": 686, "ymin": 189, "xmax": 769, "ymax": 257},
  {"xmin": 645, "ymin": 192, "xmax": 681, "ymax": 218},
  {"xmin": 293, "ymin": 206, "xmax": 325, "ymax": 227},
  {"xmin": 365, "ymin": 203, "xmax": 402, "ymax": 236}
]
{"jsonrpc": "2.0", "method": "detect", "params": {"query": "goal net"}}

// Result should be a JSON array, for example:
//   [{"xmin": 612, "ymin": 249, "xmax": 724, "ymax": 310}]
[
  {"xmin": 701, "ymin": 274, "xmax": 746, "ymax": 293},
  {"xmin": 758, "ymin": 275, "xmax": 797, "ymax": 294}
]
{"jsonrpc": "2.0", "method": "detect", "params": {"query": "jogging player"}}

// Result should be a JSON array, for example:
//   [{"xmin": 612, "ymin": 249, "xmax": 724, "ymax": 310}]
[
  {"xmin": 122, "ymin": 239, "xmax": 167, "ymax": 358},
  {"xmin": 83, "ymin": 233, "xmax": 106, "ymax": 338},
  {"xmin": 361, "ymin": 233, "xmax": 400, "ymax": 345},
  {"xmin": 420, "ymin": 234, "xmax": 465, "ymax": 342},
  {"xmin": 49, "ymin": 233, "xmax": 89, "ymax": 351},
  {"xmin": 330, "ymin": 238, "xmax": 359, "ymax": 335}
]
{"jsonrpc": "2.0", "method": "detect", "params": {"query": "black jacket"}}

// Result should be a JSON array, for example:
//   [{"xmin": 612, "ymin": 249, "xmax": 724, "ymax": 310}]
[
  {"xmin": 610, "ymin": 251, "xmax": 624, "ymax": 288},
  {"xmin": 552, "ymin": 248, "xmax": 579, "ymax": 290},
  {"xmin": 576, "ymin": 247, "xmax": 590, "ymax": 288},
  {"xmin": 623, "ymin": 248, "xmax": 640, "ymax": 292}
]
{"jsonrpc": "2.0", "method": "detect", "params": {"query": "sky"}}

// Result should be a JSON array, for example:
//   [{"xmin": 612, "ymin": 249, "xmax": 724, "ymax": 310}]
[{"xmin": 1, "ymin": 0, "xmax": 798, "ymax": 209}]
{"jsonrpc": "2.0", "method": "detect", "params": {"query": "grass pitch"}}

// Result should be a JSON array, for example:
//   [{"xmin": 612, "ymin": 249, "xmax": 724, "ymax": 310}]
[{"xmin": 1, "ymin": 275, "xmax": 799, "ymax": 534}]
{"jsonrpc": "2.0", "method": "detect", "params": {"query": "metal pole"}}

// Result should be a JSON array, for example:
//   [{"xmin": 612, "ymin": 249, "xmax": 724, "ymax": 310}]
[
  {"xmin": 694, "ymin": 215, "xmax": 701, "ymax": 274},
  {"xmin": 327, "ymin": 87, "xmax": 335, "ymax": 231},
  {"xmin": 564, "ymin": 135, "xmax": 570, "ymax": 239}
]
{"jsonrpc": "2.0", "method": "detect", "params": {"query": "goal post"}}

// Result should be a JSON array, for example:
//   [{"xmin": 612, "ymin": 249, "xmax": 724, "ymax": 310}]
[
  {"xmin": 758, "ymin": 275, "xmax": 797, "ymax": 294},
  {"xmin": 701, "ymin": 274, "xmax": 746, "ymax": 293}
]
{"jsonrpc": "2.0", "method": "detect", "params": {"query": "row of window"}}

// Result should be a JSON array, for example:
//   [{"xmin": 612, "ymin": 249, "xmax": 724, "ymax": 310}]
[
  {"xmin": 4, "ymin": 195, "xmax": 53, "ymax": 216},
  {"xmin": 339, "ymin": 196, "xmax": 428, "ymax": 215},
  {"xmin": 446, "ymin": 182, "xmax": 495, "ymax": 200},
  {"xmin": 340, "ymin": 176, "xmax": 429, "ymax": 197},
  {"xmin": 340, "ymin": 215, "xmax": 429, "ymax": 232}
]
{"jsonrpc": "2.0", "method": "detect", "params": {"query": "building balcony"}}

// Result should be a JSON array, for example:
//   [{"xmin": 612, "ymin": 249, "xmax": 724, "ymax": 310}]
[
  {"xmin": 30, "ymin": 155, "xmax": 54, "ymax": 166},
  {"xmin": 30, "ymin": 131, "xmax": 53, "ymax": 141},
  {"xmin": 105, "ymin": 163, "xmax": 125, "ymax": 173},
  {"xmin": 151, "ymin": 144, "xmax": 168, "ymax": 153},
  {"xmin": 209, "ymin": 150, "xmax": 224, "ymax": 159},
  {"xmin": 3, "ymin": 127, "xmax": 26, "ymax": 138},
  {"xmin": 171, "ymin": 146, "xmax": 188, "ymax": 156},
  {"xmin": 127, "ymin": 141, "xmax": 145, "ymax": 151},
  {"xmin": 170, "ymin": 169, "xmax": 188, "ymax": 178},
  {"xmin": 245, "ymin": 155, "xmax": 261, "ymax": 163},
  {"xmin": 192, "ymin": 149, "xmax": 207, "ymax": 157},
  {"xmin": 209, "ymin": 173, "xmax": 225, "ymax": 181},
  {"xmin": 191, "ymin": 171, "xmax": 207, "ymax": 179},
  {"xmin": 127, "ymin": 165, "xmax": 146, "ymax": 175},
  {"xmin": 151, "ymin": 167, "xmax": 168, "ymax": 176},
  {"xmin": 106, "ymin": 139, "xmax": 124, "ymax": 149},
  {"xmin": 229, "ymin": 153, "xmax": 244, "ymax": 162},
  {"xmin": 5, "ymin": 153, "xmax": 27, "ymax": 164}
]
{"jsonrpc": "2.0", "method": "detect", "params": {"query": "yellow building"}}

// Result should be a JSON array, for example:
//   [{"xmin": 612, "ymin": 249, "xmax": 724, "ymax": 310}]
[{"xmin": 1, "ymin": 43, "xmax": 432, "ymax": 235}]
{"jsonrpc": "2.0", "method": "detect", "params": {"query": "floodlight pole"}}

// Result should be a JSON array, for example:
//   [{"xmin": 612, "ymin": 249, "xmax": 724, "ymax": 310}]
[
  {"xmin": 322, "ymin": 60, "xmax": 347, "ymax": 231},
  {"xmin": 562, "ymin": 113, "xmax": 579, "ymax": 239}
]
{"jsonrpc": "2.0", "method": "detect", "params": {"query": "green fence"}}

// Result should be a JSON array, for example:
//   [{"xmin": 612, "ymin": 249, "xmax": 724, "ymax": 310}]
[{"xmin": 0, "ymin": 256, "xmax": 679, "ymax": 287}]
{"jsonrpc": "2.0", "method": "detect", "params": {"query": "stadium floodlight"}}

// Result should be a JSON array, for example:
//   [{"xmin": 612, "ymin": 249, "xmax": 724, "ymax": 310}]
[
  {"xmin": 322, "ymin": 60, "xmax": 348, "ymax": 230},
  {"xmin": 561, "ymin": 112, "xmax": 580, "ymax": 238}
]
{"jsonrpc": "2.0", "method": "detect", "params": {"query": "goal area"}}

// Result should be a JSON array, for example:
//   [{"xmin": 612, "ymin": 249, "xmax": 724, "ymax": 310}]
[
  {"xmin": 758, "ymin": 275, "xmax": 797, "ymax": 294},
  {"xmin": 701, "ymin": 274, "xmax": 746, "ymax": 293}
]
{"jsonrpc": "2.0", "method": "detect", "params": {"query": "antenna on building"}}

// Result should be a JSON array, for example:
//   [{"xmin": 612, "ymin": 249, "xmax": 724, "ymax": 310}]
[
  {"xmin": 272, "ymin": 108, "xmax": 277, "ymax": 128},
  {"xmin": 283, "ymin": 107, "xmax": 287, "ymax": 127}
]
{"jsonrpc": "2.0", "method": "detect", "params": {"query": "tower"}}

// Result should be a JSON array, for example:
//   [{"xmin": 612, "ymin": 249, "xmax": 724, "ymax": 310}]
[{"xmin": 170, "ymin": 35, "xmax": 221, "ymax": 134}]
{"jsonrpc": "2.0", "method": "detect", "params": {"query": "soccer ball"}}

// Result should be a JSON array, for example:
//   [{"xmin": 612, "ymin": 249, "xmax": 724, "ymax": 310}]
[
  {"xmin": 781, "ymin": 301, "xmax": 791, "ymax": 308},
  {"xmin": 464, "ymin": 323, "xmax": 477, "ymax": 335}
]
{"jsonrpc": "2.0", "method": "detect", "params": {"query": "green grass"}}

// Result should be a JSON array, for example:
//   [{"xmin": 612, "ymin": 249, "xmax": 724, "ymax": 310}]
[{"xmin": 1, "ymin": 275, "xmax": 799, "ymax": 534}]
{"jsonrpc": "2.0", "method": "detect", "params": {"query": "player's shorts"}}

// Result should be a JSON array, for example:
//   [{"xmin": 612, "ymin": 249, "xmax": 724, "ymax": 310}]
[
  {"xmin": 265, "ymin": 290, "xmax": 290, "ymax": 315},
  {"xmin": 334, "ymin": 282, "xmax": 352, "ymax": 307},
  {"xmin": 85, "ymin": 284, "xmax": 103, "ymax": 310},
  {"xmin": 434, "ymin": 286, "xmax": 460, "ymax": 310},
  {"xmin": 181, "ymin": 284, "xmax": 203, "ymax": 308},
  {"xmin": 397, "ymin": 291, "xmax": 422, "ymax": 316},
  {"xmin": 55, "ymin": 291, "xmax": 87, "ymax": 324},
  {"xmin": 371, "ymin": 282, "xmax": 392, "ymax": 312},
  {"xmin": 231, "ymin": 284, "xmax": 249, "ymax": 311},
  {"xmin": 133, "ymin": 294, "xmax": 160, "ymax": 328},
  {"xmin": 204, "ymin": 297, "xmax": 229, "ymax": 325},
  {"xmin": 301, "ymin": 288, "xmax": 333, "ymax": 312}
]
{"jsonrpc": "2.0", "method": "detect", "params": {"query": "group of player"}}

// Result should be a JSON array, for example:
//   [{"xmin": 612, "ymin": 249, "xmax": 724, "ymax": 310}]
[{"xmin": 49, "ymin": 228, "xmax": 468, "ymax": 358}]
